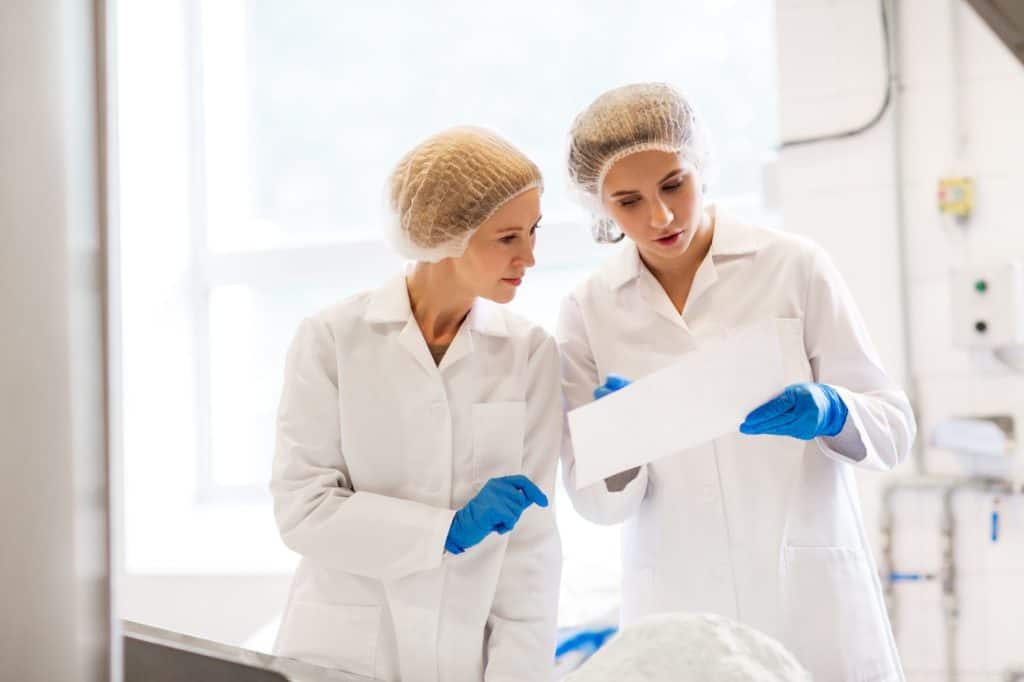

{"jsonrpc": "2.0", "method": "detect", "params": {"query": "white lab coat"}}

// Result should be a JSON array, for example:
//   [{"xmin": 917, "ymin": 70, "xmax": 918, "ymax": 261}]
[
  {"xmin": 558, "ymin": 209, "xmax": 916, "ymax": 682},
  {"xmin": 271, "ymin": 273, "xmax": 562, "ymax": 682}
]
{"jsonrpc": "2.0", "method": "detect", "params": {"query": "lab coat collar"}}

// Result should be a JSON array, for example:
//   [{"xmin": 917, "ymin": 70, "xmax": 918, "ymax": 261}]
[
  {"xmin": 465, "ymin": 298, "xmax": 510, "ymax": 338},
  {"xmin": 709, "ymin": 208, "xmax": 762, "ymax": 257},
  {"xmin": 364, "ymin": 272, "xmax": 510, "ymax": 338},
  {"xmin": 364, "ymin": 273, "xmax": 414, "ymax": 323},
  {"xmin": 602, "ymin": 207, "xmax": 762, "ymax": 291}
]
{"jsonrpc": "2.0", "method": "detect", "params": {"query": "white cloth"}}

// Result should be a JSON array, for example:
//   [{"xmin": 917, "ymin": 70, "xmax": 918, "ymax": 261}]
[
  {"xmin": 272, "ymin": 273, "xmax": 562, "ymax": 682},
  {"xmin": 557, "ymin": 209, "xmax": 916, "ymax": 682}
]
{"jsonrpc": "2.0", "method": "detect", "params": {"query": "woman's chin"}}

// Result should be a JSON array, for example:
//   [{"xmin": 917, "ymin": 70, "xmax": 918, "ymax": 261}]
[
  {"xmin": 492, "ymin": 290, "xmax": 516, "ymax": 304},
  {"xmin": 479, "ymin": 286, "xmax": 516, "ymax": 305}
]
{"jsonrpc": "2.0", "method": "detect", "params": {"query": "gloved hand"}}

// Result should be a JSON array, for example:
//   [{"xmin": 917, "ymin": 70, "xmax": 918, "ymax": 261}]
[
  {"xmin": 593, "ymin": 374, "xmax": 631, "ymax": 400},
  {"xmin": 445, "ymin": 475, "xmax": 549, "ymax": 555},
  {"xmin": 555, "ymin": 626, "xmax": 618, "ymax": 660},
  {"xmin": 739, "ymin": 382, "xmax": 848, "ymax": 440}
]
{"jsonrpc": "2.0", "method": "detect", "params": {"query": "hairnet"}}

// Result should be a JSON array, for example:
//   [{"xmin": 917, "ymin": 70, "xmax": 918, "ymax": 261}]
[
  {"xmin": 387, "ymin": 126, "xmax": 543, "ymax": 262},
  {"xmin": 566, "ymin": 83, "xmax": 714, "ymax": 242}
]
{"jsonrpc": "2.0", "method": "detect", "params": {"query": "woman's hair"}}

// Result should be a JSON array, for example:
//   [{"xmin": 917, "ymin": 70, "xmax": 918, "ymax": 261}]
[
  {"xmin": 567, "ymin": 83, "xmax": 714, "ymax": 243},
  {"xmin": 387, "ymin": 127, "xmax": 542, "ymax": 262}
]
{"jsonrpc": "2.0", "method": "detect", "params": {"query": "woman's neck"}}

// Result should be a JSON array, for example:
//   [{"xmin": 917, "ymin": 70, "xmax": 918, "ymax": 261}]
[{"xmin": 405, "ymin": 262, "xmax": 474, "ymax": 346}]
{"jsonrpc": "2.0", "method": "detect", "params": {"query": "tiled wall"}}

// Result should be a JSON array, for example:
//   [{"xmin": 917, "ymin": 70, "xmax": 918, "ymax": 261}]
[{"xmin": 776, "ymin": 0, "xmax": 1024, "ymax": 679}]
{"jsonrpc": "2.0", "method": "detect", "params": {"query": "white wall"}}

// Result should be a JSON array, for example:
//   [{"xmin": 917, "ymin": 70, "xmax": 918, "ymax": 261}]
[{"xmin": 776, "ymin": 1, "xmax": 1024, "ymax": 680}]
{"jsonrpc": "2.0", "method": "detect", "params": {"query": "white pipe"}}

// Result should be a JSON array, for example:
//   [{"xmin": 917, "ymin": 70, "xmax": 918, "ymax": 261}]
[
  {"xmin": 941, "ymin": 478, "xmax": 1016, "ymax": 682},
  {"xmin": 884, "ymin": 477, "xmax": 1020, "ymax": 682},
  {"xmin": 881, "ymin": 478, "xmax": 958, "ymax": 632},
  {"xmin": 884, "ymin": 0, "xmax": 928, "ymax": 475}
]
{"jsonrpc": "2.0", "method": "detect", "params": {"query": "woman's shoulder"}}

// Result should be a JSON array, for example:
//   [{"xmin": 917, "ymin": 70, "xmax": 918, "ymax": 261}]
[
  {"xmin": 715, "ymin": 211, "xmax": 817, "ymax": 257},
  {"xmin": 718, "ymin": 215, "xmax": 827, "ymax": 280},
  {"xmin": 566, "ymin": 242, "xmax": 640, "ymax": 303},
  {"xmin": 309, "ymin": 290, "xmax": 376, "ymax": 331},
  {"xmin": 760, "ymin": 226, "xmax": 821, "ymax": 258},
  {"xmin": 308, "ymin": 273, "xmax": 416, "ymax": 333},
  {"xmin": 290, "ymin": 286, "xmax": 388, "ymax": 353},
  {"xmin": 485, "ymin": 303, "xmax": 556, "ymax": 353}
]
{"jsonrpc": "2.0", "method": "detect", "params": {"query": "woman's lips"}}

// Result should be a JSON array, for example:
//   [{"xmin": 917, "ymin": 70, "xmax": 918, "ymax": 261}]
[{"xmin": 655, "ymin": 230, "xmax": 684, "ymax": 246}]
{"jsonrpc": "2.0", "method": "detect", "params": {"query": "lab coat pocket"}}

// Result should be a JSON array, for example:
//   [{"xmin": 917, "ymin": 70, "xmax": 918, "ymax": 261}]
[
  {"xmin": 782, "ymin": 546, "xmax": 899, "ymax": 681},
  {"xmin": 471, "ymin": 401, "xmax": 526, "ymax": 481},
  {"xmin": 275, "ymin": 601, "xmax": 380, "ymax": 677}
]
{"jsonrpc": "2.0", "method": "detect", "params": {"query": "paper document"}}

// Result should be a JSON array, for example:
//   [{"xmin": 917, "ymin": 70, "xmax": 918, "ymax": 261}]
[{"xmin": 568, "ymin": 319, "xmax": 788, "ymax": 489}]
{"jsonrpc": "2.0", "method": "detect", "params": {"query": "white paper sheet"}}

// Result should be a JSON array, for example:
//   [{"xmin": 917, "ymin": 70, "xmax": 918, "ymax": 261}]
[{"xmin": 568, "ymin": 318, "xmax": 788, "ymax": 489}]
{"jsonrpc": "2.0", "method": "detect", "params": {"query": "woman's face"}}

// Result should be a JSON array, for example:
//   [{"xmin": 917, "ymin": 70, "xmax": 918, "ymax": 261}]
[
  {"xmin": 601, "ymin": 149, "xmax": 705, "ymax": 261},
  {"xmin": 452, "ymin": 187, "xmax": 541, "ymax": 304}
]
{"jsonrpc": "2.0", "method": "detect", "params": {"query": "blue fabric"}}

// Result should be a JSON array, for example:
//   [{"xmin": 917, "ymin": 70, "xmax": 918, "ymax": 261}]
[
  {"xmin": 444, "ymin": 475, "xmax": 548, "ymax": 554},
  {"xmin": 740, "ymin": 382, "xmax": 848, "ymax": 440}
]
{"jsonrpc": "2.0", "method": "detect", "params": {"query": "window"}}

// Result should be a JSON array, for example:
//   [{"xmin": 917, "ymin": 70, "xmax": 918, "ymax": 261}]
[{"xmin": 117, "ymin": 0, "xmax": 778, "ymax": 624}]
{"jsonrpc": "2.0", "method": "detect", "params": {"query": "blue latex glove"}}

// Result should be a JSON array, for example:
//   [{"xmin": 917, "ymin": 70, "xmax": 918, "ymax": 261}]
[
  {"xmin": 445, "ymin": 475, "xmax": 548, "ymax": 555},
  {"xmin": 593, "ymin": 374, "xmax": 631, "ymax": 400},
  {"xmin": 739, "ymin": 382, "xmax": 848, "ymax": 440},
  {"xmin": 555, "ymin": 627, "xmax": 618, "ymax": 659}
]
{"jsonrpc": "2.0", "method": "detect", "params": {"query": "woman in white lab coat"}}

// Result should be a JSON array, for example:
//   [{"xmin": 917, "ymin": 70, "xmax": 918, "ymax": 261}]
[
  {"xmin": 558, "ymin": 83, "xmax": 916, "ymax": 681},
  {"xmin": 271, "ymin": 127, "xmax": 562, "ymax": 682}
]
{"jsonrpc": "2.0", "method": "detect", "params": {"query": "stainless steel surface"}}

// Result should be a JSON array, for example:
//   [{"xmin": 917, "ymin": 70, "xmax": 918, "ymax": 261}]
[
  {"xmin": 123, "ymin": 621, "xmax": 378, "ymax": 682},
  {"xmin": 966, "ymin": 0, "xmax": 1024, "ymax": 66},
  {"xmin": 126, "ymin": 635, "xmax": 289, "ymax": 682}
]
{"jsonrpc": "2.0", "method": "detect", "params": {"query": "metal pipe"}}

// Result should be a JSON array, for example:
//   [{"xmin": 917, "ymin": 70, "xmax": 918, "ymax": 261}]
[
  {"xmin": 941, "ymin": 484, "xmax": 959, "ymax": 682},
  {"xmin": 883, "ymin": 476, "xmax": 1021, "ymax": 682},
  {"xmin": 880, "ymin": 477, "xmax": 957, "ymax": 631},
  {"xmin": 941, "ymin": 478, "xmax": 1017, "ymax": 682},
  {"xmin": 884, "ymin": 0, "xmax": 929, "ymax": 475}
]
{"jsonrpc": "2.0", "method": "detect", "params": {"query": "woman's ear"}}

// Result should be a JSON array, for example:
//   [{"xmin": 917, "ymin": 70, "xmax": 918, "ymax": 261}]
[{"xmin": 592, "ymin": 216, "xmax": 624, "ymax": 244}]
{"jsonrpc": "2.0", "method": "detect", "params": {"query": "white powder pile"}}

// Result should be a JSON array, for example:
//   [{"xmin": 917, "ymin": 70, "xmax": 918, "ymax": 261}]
[{"xmin": 564, "ymin": 613, "xmax": 811, "ymax": 682}]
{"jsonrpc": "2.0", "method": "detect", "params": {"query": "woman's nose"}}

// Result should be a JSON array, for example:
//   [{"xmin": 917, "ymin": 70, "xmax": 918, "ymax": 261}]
[
  {"xmin": 650, "ymin": 199, "xmax": 673, "ymax": 229},
  {"xmin": 518, "ymin": 240, "xmax": 536, "ymax": 268}
]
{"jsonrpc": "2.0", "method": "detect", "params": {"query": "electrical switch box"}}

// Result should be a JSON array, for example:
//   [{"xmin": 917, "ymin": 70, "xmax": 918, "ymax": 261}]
[{"xmin": 951, "ymin": 263, "xmax": 1024, "ymax": 348}]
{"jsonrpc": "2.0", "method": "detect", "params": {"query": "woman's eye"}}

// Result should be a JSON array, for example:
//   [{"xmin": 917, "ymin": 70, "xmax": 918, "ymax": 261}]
[
  {"xmin": 500, "ymin": 235, "xmax": 517, "ymax": 244},
  {"xmin": 619, "ymin": 198, "xmax": 640, "ymax": 207},
  {"xmin": 662, "ymin": 182, "xmax": 682, "ymax": 192}
]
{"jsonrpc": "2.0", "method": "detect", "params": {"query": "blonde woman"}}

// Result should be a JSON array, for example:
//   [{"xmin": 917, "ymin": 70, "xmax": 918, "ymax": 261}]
[{"xmin": 272, "ymin": 127, "xmax": 562, "ymax": 682}]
